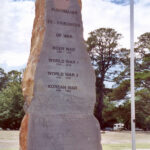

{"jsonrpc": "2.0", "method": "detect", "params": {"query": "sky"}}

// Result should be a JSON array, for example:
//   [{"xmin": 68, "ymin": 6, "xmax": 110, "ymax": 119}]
[{"xmin": 0, "ymin": 0, "xmax": 150, "ymax": 72}]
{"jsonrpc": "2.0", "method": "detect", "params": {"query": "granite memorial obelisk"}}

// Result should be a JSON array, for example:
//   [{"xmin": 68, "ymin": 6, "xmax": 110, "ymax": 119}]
[{"xmin": 20, "ymin": 0, "xmax": 102, "ymax": 149}]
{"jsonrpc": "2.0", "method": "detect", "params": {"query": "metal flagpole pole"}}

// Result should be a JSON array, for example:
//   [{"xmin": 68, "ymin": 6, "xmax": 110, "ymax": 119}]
[{"xmin": 130, "ymin": 0, "xmax": 136, "ymax": 150}]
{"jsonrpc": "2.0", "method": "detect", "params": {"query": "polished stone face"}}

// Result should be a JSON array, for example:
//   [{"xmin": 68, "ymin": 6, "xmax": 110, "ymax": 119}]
[{"xmin": 27, "ymin": 0, "xmax": 101, "ymax": 149}]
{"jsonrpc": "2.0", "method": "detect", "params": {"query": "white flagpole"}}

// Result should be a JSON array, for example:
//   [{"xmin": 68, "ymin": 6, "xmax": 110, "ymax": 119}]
[{"xmin": 130, "ymin": 0, "xmax": 136, "ymax": 150}]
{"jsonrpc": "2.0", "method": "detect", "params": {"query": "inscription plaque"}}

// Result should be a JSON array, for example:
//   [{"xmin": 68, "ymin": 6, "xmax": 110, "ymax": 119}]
[{"xmin": 26, "ymin": 0, "xmax": 102, "ymax": 150}]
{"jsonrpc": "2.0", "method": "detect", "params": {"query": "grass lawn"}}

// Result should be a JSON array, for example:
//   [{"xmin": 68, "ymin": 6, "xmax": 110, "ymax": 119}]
[
  {"xmin": 0, "ymin": 131, "xmax": 19, "ymax": 150},
  {"xmin": 103, "ymin": 144, "xmax": 150, "ymax": 150},
  {"xmin": 0, "ymin": 130, "xmax": 150, "ymax": 150},
  {"xmin": 102, "ymin": 131, "xmax": 150, "ymax": 150}
]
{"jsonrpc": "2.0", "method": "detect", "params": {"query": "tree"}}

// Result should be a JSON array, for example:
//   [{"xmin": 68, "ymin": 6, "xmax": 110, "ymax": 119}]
[
  {"xmin": 0, "ymin": 68, "xmax": 8, "ymax": 90},
  {"xmin": 86, "ymin": 28, "xmax": 123, "ymax": 127},
  {"xmin": 108, "ymin": 32, "xmax": 150, "ymax": 129},
  {"xmin": 135, "ymin": 33, "xmax": 150, "ymax": 130},
  {"xmin": 102, "ymin": 96, "xmax": 118, "ymax": 128},
  {"xmin": 0, "ymin": 70, "xmax": 24, "ymax": 129}
]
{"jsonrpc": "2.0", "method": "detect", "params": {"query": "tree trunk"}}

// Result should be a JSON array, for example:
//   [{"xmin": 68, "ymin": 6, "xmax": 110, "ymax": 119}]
[{"xmin": 94, "ymin": 78, "xmax": 104, "ymax": 129}]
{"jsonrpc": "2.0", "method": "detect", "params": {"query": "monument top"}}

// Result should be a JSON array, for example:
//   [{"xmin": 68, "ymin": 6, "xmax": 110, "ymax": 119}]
[{"xmin": 27, "ymin": 0, "xmax": 96, "ymax": 116}]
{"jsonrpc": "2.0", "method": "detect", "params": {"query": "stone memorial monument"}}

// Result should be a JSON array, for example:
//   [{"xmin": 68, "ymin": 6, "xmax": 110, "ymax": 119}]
[{"xmin": 20, "ymin": 0, "xmax": 102, "ymax": 150}]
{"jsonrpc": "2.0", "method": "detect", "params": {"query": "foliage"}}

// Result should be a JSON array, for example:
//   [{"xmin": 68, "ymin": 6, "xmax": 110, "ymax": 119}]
[
  {"xmin": 0, "ymin": 69, "xmax": 24, "ymax": 129},
  {"xmin": 86, "ymin": 28, "xmax": 123, "ymax": 128},
  {"xmin": 102, "ymin": 97, "xmax": 118, "ymax": 128},
  {"xmin": 106, "ymin": 32, "xmax": 150, "ymax": 130},
  {"xmin": 135, "ymin": 89, "xmax": 150, "ymax": 130},
  {"xmin": 0, "ymin": 68, "xmax": 8, "ymax": 90}
]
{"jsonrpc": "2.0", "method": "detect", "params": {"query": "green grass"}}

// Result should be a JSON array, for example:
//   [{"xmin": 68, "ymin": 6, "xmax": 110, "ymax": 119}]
[
  {"xmin": 102, "ymin": 131, "xmax": 150, "ymax": 150},
  {"xmin": 103, "ymin": 144, "xmax": 150, "ymax": 150}
]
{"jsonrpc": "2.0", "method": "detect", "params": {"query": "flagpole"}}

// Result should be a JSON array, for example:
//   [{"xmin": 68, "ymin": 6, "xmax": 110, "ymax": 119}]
[{"xmin": 130, "ymin": 0, "xmax": 136, "ymax": 150}]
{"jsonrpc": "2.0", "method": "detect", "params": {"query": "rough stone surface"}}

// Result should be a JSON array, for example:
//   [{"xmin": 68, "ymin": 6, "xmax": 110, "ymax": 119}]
[
  {"xmin": 20, "ymin": 0, "xmax": 46, "ymax": 149},
  {"xmin": 19, "ymin": 114, "xmax": 29, "ymax": 150},
  {"xmin": 19, "ymin": 0, "xmax": 102, "ymax": 150}
]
